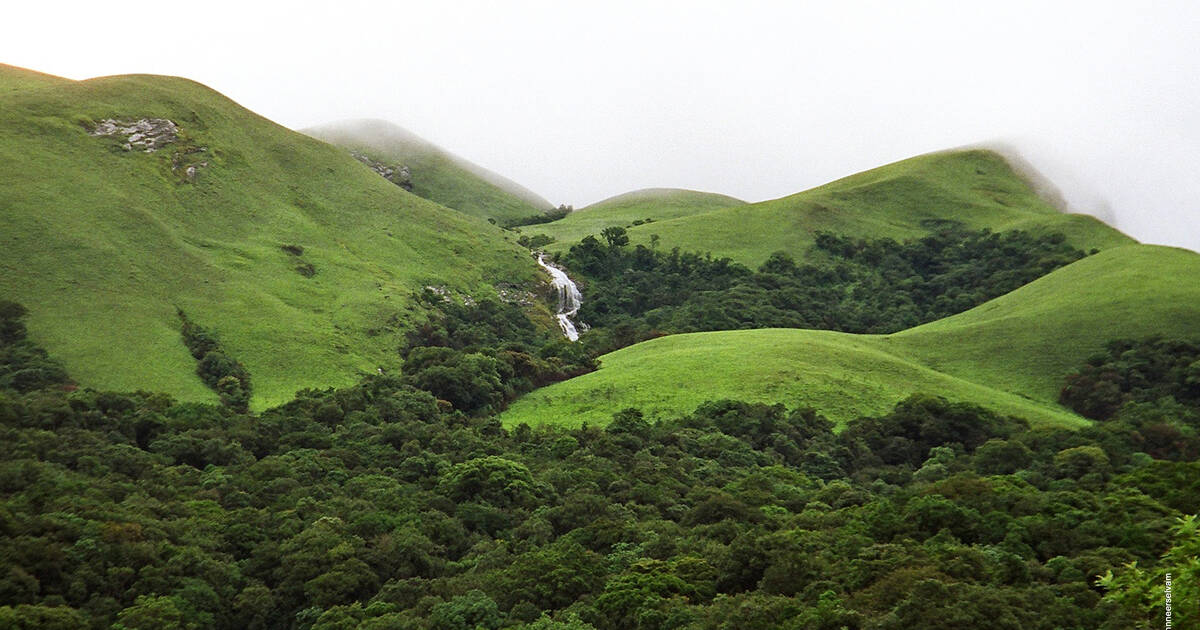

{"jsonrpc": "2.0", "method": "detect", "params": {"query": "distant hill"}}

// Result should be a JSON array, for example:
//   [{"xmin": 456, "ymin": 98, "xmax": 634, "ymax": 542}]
[
  {"xmin": 305, "ymin": 119, "xmax": 554, "ymax": 224},
  {"xmin": 500, "ymin": 244, "xmax": 1200, "ymax": 428},
  {"xmin": 0, "ymin": 69, "xmax": 541, "ymax": 407},
  {"xmin": 523, "ymin": 188, "xmax": 744, "ymax": 248},
  {"xmin": 576, "ymin": 150, "xmax": 1132, "ymax": 266}
]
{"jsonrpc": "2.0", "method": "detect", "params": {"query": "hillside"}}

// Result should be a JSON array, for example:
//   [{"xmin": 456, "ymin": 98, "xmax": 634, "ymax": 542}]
[
  {"xmin": 500, "ymin": 244, "xmax": 1200, "ymax": 428},
  {"xmin": 305, "ymin": 119, "xmax": 554, "ymax": 224},
  {"xmin": 0, "ymin": 63, "xmax": 70, "ymax": 94},
  {"xmin": 524, "ymin": 188, "xmax": 744, "ymax": 249},
  {"xmin": 592, "ymin": 150, "xmax": 1133, "ymax": 266},
  {"xmin": 0, "ymin": 70, "xmax": 541, "ymax": 407},
  {"xmin": 886, "ymin": 244, "xmax": 1200, "ymax": 402}
]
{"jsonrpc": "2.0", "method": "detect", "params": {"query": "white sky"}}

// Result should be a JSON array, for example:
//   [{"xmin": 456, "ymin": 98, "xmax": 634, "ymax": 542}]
[{"xmin": 5, "ymin": 0, "xmax": 1198, "ymax": 251}]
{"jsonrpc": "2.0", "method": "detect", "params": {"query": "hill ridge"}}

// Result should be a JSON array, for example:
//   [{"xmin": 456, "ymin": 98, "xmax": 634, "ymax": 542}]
[
  {"xmin": 550, "ymin": 149, "xmax": 1133, "ymax": 264},
  {"xmin": 501, "ymin": 243, "xmax": 1200, "ymax": 428},
  {"xmin": 305, "ymin": 118, "xmax": 554, "ymax": 222},
  {"xmin": 0, "ymin": 69, "xmax": 541, "ymax": 407}
]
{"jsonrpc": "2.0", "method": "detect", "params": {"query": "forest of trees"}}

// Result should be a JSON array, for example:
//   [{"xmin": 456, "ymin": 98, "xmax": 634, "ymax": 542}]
[
  {"xmin": 0, "ymin": 300, "xmax": 1195, "ymax": 629},
  {"xmin": 558, "ymin": 226, "xmax": 1088, "ymax": 354}
]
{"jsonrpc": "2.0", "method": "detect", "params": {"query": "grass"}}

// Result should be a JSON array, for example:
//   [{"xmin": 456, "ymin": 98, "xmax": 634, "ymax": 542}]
[
  {"xmin": 0, "ymin": 70, "xmax": 541, "ymax": 408},
  {"xmin": 522, "ymin": 188, "xmax": 744, "ymax": 251},
  {"xmin": 886, "ymin": 244, "xmax": 1200, "ymax": 403},
  {"xmin": 304, "ymin": 119, "xmax": 554, "ymax": 224},
  {"xmin": 0, "ymin": 64, "xmax": 70, "ymax": 95},
  {"xmin": 572, "ymin": 150, "xmax": 1133, "ymax": 267},
  {"xmin": 500, "ymin": 244, "xmax": 1200, "ymax": 429}
]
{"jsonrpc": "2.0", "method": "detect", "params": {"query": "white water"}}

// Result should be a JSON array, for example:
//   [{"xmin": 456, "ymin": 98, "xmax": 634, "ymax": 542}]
[{"xmin": 536, "ymin": 253, "xmax": 584, "ymax": 341}]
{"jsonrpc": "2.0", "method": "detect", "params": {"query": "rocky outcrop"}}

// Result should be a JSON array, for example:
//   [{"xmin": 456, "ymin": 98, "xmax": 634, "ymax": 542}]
[
  {"xmin": 89, "ymin": 118, "xmax": 210, "ymax": 181},
  {"xmin": 90, "ymin": 118, "xmax": 179, "ymax": 152},
  {"xmin": 351, "ymin": 151, "xmax": 413, "ymax": 190},
  {"xmin": 170, "ymin": 146, "xmax": 209, "ymax": 182}
]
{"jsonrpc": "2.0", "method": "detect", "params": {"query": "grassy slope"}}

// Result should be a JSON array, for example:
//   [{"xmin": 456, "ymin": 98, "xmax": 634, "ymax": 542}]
[
  {"xmin": 0, "ymin": 64, "xmax": 71, "ymax": 95},
  {"xmin": 608, "ymin": 150, "xmax": 1133, "ymax": 267},
  {"xmin": 0, "ymin": 71, "xmax": 539, "ymax": 408},
  {"xmin": 501, "ymin": 245, "xmax": 1200, "ymax": 429},
  {"xmin": 525, "ymin": 188, "xmax": 744, "ymax": 251},
  {"xmin": 500, "ymin": 329, "xmax": 1088, "ymax": 429},
  {"xmin": 305, "ymin": 119, "xmax": 554, "ymax": 224},
  {"xmin": 886, "ymin": 244, "xmax": 1200, "ymax": 402}
]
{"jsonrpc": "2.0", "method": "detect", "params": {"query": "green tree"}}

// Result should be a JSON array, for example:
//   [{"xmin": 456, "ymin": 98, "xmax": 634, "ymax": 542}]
[
  {"xmin": 600, "ymin": 226, "xmax": 629, "ymax": 248},
  {"xmin": 1098, "ymin": 514, "xmax": 1199, "ymax": 629}
]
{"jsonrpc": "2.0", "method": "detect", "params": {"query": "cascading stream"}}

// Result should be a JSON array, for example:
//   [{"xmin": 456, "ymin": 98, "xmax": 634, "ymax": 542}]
[{"xmin": 536, "ymin": 253, "xmax": 584, "ymax": 341}]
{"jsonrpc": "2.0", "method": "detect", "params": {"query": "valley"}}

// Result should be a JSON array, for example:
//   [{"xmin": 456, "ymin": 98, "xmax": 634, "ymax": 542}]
[{"xmin": 1, "ymin": 61, "xmax": 1196, "ymax": 630}]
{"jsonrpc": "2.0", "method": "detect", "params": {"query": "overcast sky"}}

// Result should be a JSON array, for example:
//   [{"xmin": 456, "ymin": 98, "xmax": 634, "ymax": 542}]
[{"xmin": 6, "ymin": 1, "xmax": 1198, "ymax": 251}]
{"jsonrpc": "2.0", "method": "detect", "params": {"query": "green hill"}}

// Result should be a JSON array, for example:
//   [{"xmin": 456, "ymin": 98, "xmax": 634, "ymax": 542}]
[
  {"xmin": 589, "ymin": 150, "xmax": 1132, "ymax": 267},
  {"xmin": 886, "ymin": 244, "xmax": 1200, "ymax": 403},
  {"xmin": 0, "ymin": 63, "xmax": 70, "ymax": 95},
  {"xmin": 524, "ymin": 188, "xmax": 744, "ymax": 249},
  {"xmin": 305, "ymin": 119, "xmax": 554, "ymax": 224},
  {"xmin": 500, "ymin": 244, "xmax": 1200, "ymax": 428},
  {"xmin": 0, "ymin": 70, "xmax": 541, "ymax": 408}
]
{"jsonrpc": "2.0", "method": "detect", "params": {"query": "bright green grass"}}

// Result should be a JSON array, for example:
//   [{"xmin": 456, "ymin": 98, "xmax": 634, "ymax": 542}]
[
  {"xmin": 608, "ymin": 150, "xmax": 1133, "ymax": 267},
  {"xmin": 501, "ymin": 245, "xmax": 1200, "ymax": 429},
  {"xmin": 524, "ymin": 188, "xmax": 744, "ymax": 251},
  {"xmin": 305, "ymin": 119, "xmax": 554, "ymax": 224},
  {"xmin": 0, "ymin": 64, "xmax": 69, "ymax": 95},
  {"xmin": 887, "ymin": 244, "xmax": 1200, "ymax": 403},
  {"xmin": 0, "ymin": 71, "xmax": 540, "ymax": 408},
  {"xmin": 499, "ymin": 329, "xmax": 1087, "ymax": 430}
]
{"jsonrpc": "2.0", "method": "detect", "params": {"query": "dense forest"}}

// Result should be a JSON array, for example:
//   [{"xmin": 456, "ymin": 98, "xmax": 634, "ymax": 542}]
[
  {"xmin": 0, "ymin": 297, "xmax": 1196, "ymax": 629},
  {"xmin": 557, "ymin": 226, "xmax": 1088, "ymax": 354}
]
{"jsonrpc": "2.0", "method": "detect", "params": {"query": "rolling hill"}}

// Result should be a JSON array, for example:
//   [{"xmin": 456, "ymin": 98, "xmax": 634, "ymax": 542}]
[
  {"xmin": 523, "ymin": 188, "xmax": 744, "ymax": 249},
  {"xmin": 552, "ymin": 150, "xmax": 1133, "ymax": 266},
  {"xmin": 0, "ymin": 68, "xmax": 542, "ymax": 407},
  {"xmin": 304, "ymin": 119, "xmax": 555, "ymax": 224},
  {"xmin": 500, "ymin": 244, "xmax": 1200, "ymax": 429},
  {"xmin": 0, "ymin": 63, "xmax": 70, "ymax": 94}
]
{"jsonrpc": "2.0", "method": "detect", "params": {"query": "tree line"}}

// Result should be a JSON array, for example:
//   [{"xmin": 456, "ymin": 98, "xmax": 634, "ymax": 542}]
[{"xmin": 0, "ymin": 301, "xmax": 1194, "ymax": 629}]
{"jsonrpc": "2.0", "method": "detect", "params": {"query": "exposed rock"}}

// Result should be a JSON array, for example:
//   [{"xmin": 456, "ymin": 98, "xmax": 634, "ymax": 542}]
[
  {"xmin": 496, "ymin": 284, "xmax": 538, "ymax": 306},
  {"xmin": 351, "ymin": 151, "xmax": 413, "ymax": 190},
  {"xmin": 423, "ymin": 285, "xmax": 452, "ymax": 302},
  {"xmin": 90, "ymin": 118, "xmax": 179, "ymax": 152},
  {"xmin": 171, "ymin": 146, "xmax": 209, "ymax": 182}
]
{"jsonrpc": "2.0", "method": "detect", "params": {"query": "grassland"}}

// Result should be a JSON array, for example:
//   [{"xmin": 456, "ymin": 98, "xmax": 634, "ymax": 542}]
[
  {"xmin": 305, "ymin": 119, "xmax": 554, "ymax": 224},
  {"xmin": 0, "ymin": 70, "xmax": 541, "ymax": 408},
  {"xmin": 0, "ymin": 64, "xmax": 70, "ymax": 95},
  {"xmin": 522, "ymin": 188, "xmax": 744, "ymax": 250},
  {"xmin": 561, "ymin": 150, "xmax": 1133, "ymax": 267},
  {"xmin": 886, "ymin": 244, "xmax": 1200, "ymax": 402},
  {"xmin": 500, "ymin": 244, "xmax": 1200, "ymax": 429}
]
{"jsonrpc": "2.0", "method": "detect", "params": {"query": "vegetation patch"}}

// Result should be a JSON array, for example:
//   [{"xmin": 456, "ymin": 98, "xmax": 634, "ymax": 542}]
[
  {"xmin": 178, "ymin": 309, "xmax": 252, "ymax": 411},
  {"xmin": 553, "ymin": 150, "xmax": 1132, "ymax": 266},
  {"xmin": 560, "ymin": 224, "xmax": 1087, "ymax": 354},
  {"xmin": 1, "ymin": 337, "xmax": 1194, "ymax": 628},
  {"xmin": 0, "ymin": 300, "xmax": 70, "ymax": 392}
]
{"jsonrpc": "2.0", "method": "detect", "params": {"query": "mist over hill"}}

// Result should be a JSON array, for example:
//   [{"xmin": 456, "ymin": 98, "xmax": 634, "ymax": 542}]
[{"xmin": 305, "ymin": 119, "xmax": 555, "ymax": 223}]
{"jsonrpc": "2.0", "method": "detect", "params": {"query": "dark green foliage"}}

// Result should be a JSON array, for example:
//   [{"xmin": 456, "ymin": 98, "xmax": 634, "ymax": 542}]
[
  {"xmin": 837, "ymin": 394, "xmax": 1027, "ymax": 470},
  {"xmin": 504, "ymin": 205, "xmax": 572, "ymax": 228},
  {"xmin": 517, "ymin": 234, "xmax": 556, "ymax": 249},
  {"xmin": 1059, "ymin": 337, "xmax": 1200, "ymax": 461},
  {"xmin": 1, "ymin": 304, "xmax": 1194, "ymax": 628},
  {"xmin": 1060, "ymin": 336, "xmax": 1200, "ymax": 420},
  {"xmin": 399, "ymin": 293, "xmax": 595, "ymax": 414},
  {"xmin": 564, "ymin": 226, "xmax": 1087, "ymax": 353},
  {"xmin": 177, "ymin": 311, "xmax": 252, "ymax": 411},
  {"xmin": 0, "ymin": 300, "xmax": 70, "ymax": 392}
]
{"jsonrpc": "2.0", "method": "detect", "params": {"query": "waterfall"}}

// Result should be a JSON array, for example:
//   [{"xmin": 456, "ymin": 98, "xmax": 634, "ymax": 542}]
[{"xmin": 536, "ymin": 253, "xmax": 584, "ymax": 341}]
